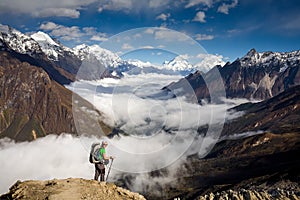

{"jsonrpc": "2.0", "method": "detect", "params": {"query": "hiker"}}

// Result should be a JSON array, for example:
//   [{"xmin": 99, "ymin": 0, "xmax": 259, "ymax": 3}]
[{"xmin": 94, "ymin": 141, "xmax": 115, "ymax": 182}]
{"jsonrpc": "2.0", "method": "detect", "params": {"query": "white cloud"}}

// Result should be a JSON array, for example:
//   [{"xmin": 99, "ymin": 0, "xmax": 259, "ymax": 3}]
[
  {"xmin": 82, "ymin": 27, "xmax": 97, "ymax": 35},
  {"xmin": 144, "ymin": 28, "xmax": 155, "ymax": 34},
  {"xmin": 122, "ymin": 43, "xmax": 133, "ymax": 50},
  {"xmin": 98, "ymin": 0, "xmax": 134, "ymax": 12},
  {"xmin": 133, "ymin": 33, "xmax": 142, "ymax": 38},
  {"xmin": 96, "ymin": 0, "xmax": 172, "ymax": 13},
  {"xmin": 179, "ymin": 54, "xmax": 191, "ymax": 60},
  {"xmin": 0, "ymin": 0, "xmax": 96, "ymax": 18},
  {"xmin": 193, "ymin": 11, "xmax": 206, "ymax": 23},
  {"xmin": 0, "ymin": 135, "xmax": 96, "ymax": 194},
  {"xmin": 185, "ymin": 0, "xmax": 213, "ymax": 8},
  {"xmin": 50, "ymin": 26, "xmax": 83, "ymax": 41},
  {"xmin": 154, "ymin": 28, "xmax": 190, "ymax": 41},
  {"xmin": 139, "ymin": 45, "xmax": 155, "ymax": 49},
  {"xmin": 195, "ymin": 33, "xmax": 214, "ymax": 40},
  {"xmin": 156, "ymin": 13, "xmax": 170, "ymax": 21},
  {"xmin": 149, "ymin": 0, "xmax": 172, "ymax": 8},
  {"xmin": 32, "ymin": 8, "xmax": 80, "ymax": 18},
  {"xmin": 217, "ymin": 0, "xmax": 238, "ymax": 14},
  {"xmin": 39, "ymin": 22, "xmax": 108, "ymax": 42},
  {"xmin": 96, "ymin": 0, "xmax": 174, "ymax": 13},
  {"xmin": 40, "ymin": 22, "xmax": 59, "ymax": 31},
  {"xmin": 90, "ymin": 35, "xmax": 108, "ymax": 41}
]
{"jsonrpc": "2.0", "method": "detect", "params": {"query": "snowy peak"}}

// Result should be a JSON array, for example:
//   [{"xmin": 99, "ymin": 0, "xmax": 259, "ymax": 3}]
[
  {"xmin": 0, "ymin": 24, "xmax": 42, "ymax": 55},
  {"xmin": 163, "ymin": 54, "xmax": 226, "ymax": 73},
  {"xmin": 127, "ymin": 60, "xmax": 156, "ymax": 68},
  {"xmin": 0, "ymin": 24, "xmax": 10, "ymax": 34},
  {"xmin": 0, "ymin": 25, "xmax": 74, "ymax": 62},
  {"xmin": 163, "ymin": 56, "xmax": 193, "ymax": 71},
  {"xmin": 72, "ymin": 44, "xmax": 122, "ymax": 68},
  {"xmin": 195, "ymin": 54, "xmax": 225, "ymax": 72},
  {"xmin": 246, "ymin": 48, "xmax": 258, "ymax": 57},
  {"xmin": 31, "ymin": 31, "xmax": 59, "ymax": 46},
  {"xmin": 30, "ymin": 31, "xmax": 64, "ymax": 60},
  {"xmin": 240, "ymin": 49, "xmax": 300, "ymax": 69}
]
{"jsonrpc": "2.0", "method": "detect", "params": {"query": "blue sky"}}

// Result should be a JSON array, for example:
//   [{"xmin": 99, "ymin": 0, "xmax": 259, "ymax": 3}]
[{"xmin": 0, "ymin": 0, "xmax": 300, "ymax": 62}]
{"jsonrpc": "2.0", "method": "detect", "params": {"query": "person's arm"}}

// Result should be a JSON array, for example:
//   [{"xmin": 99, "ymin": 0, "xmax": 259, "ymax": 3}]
[{"xmin": 102, "ymin": 153, "xmax": 112, "ymax": 160}]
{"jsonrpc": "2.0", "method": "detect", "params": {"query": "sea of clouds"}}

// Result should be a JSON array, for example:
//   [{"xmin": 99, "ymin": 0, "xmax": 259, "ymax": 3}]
[{"xmin": 0, "ymin": 73, "xmax": 253, "ymax": 194}]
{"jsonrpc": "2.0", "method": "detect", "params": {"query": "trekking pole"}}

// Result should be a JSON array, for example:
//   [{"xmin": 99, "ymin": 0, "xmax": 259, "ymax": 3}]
[{"xmin": 106, "ymin": 158, "xmax": 114, "ymax": 181}]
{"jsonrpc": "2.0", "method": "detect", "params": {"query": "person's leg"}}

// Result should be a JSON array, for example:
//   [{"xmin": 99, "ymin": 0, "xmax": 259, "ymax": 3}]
[
  {"xmin": 100, "ymin": 164, "xmax": 106, "ymax": 181},
  {"xmin": 94, "ymin": 163, "xmax": 100, "ymax": 181}
]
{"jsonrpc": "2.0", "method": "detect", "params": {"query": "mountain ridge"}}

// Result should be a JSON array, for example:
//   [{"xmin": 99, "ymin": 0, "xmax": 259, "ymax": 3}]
[{"xmin": 164, "ymin": 48, "xmax": 300, "ymax": 102}]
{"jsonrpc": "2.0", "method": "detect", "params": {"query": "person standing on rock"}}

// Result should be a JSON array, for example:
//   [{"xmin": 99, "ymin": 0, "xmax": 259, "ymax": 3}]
[{"xmin": 94, "ymin": 141, "xmax": 115, "ymax": 182}]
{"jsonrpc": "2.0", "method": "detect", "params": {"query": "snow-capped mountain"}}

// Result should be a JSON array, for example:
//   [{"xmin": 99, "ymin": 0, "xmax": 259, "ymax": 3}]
[
  {"xmin": 163, "ymin": 56, "xmax": 193, "ymax": 72},
  {"xmin": 195, "ymin": 54, "xmax": 225, "ymax": 72},
  {"xmin": 31, "ymin": 31, "xmax": 73, "ymax": 61},
  {"xmin": 240, "ymin": 48, "xmax": 300, "ymax": 72},
  {"xmin": 163, "ymin": 54, "xmax": 225, "ymax": 74},
  {"xmin": 127, "ymin": 60, "xmax": 158, "ymax": 68},
  {"xmin": 0, "ymin": 24, "xmax": 204, "ymax": 78},
  {"xmin": 0, "ymin": 24, "xmax": 43, "ymax": 56},
  {"xmin": 165, "ymin": 48, "xmax": 300, "ymax": 102},
  {"xmin": 72, "ymin": 44, "xmax": 122, "ymax": 68},
  {"xmin": 0, "ymin": 25, "xmax": 118, "ymax": 82}
]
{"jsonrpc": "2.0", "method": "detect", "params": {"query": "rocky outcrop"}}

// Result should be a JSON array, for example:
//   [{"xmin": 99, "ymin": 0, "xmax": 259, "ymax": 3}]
[
  {"xmin": 165, "ymin": 49, "xmax": 300, "ymax": 102},
  {"xmin": 198, "ymin": 188, "xmax": 300, "ymax": 200},
  {"xmin": 0, "ymin": 52, "xmax": 111, "ymax": 141},
  {"xmin": 0, "ymin": 178, "xmax": 146, "ymax": 200}
]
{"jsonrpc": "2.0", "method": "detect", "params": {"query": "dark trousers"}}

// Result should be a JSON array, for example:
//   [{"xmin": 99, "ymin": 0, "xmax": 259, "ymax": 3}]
[{"xmin": 94, "ymin": 163, "xmax": 105, "ymax": 181}]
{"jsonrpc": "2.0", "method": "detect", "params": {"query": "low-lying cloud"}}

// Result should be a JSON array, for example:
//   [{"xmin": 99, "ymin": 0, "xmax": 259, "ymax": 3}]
[
  {"xmin": 67, "ymin": 73, "xmax": 244, "ymax": 174},
  {"xmin": 0, "ymin": 135, "xmax": 95, "ymax": 194}
]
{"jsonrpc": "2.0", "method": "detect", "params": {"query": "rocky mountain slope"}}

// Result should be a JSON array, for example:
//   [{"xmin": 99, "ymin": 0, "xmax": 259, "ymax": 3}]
[
  {"xmin": 178, "ymin": 87, "xmax": 300, "ymax": 199},
  {"xmin": 219, "ymin": 84, "xmax": 300, "ymax": 137},
  {"xmin": 0, "ymin": 178, "xmax": 146, "ymax": 200},
  {"xmin": 0, "ymin": 51, "xmax": 111, "ymax": 141},
  {"xmin": 165, "ymin": 49, "xmax": 300, "ymax": 102}
]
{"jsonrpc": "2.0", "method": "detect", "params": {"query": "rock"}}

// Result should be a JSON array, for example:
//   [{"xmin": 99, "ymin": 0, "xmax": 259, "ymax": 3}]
[
  {"xmin": 0, "ymin": 178, "xmax": 146, "ymax": 200},
  {"xmin": 196, "ymin": 188, "xmax": 300, "ymax": 200}
]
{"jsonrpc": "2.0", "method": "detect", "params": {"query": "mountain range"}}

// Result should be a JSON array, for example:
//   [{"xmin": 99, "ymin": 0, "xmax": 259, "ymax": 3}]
[
  {"xmin": 165, "ymin": 48, "xmax": 300, "ymax": 102},
  {"xmin": 0, "ymin": 24, "xmax": 228, "ymax": 80},
  {"xmin": 0, "ymin": 24, "xmax": 300, "ymax": 199}
]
